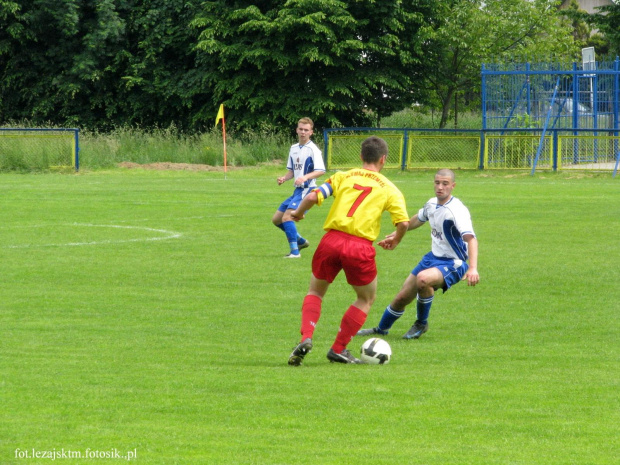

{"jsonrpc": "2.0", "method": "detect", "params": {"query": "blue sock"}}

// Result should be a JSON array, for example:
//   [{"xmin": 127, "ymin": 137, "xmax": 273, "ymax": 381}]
[
  {"xmin": 377, "ymin": 305, "xmax": 404, "ymax": 331},
  {"xmin": 416, "ymin": 296, "xmax": 434, "ymax": 324},
  {"xmin": 276, "ymin": 223, "xmax": 305, "ymax": 246},
  {"xmin": 282, "ymin": 221, "xmax": 299, "ymax": 254}
]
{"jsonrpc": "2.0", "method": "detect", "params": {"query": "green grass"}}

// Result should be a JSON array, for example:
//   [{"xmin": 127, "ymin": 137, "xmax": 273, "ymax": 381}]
[
  {"xmin": 1, "ymin": 167, "xmax": 619, "ymax": 464},
  {"xmin": 79, "ymin": 126, "xmax": 292, "ymax": 169}
]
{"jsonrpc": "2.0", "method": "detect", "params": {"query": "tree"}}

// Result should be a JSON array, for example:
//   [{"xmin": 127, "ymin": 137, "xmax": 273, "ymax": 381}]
[
  {"xmin": 0, "ymin": 0, "xmax": 128, "ymax": 127},
  {"xmin": 192, "ymin": 0, "xmax": 440, "ymax": 130},
  {"xmin": 586, "ymin": 1, "xmax": 620, "ymax": 58},
  {"xmin": 0, "ymin": 0, "xmax": 205, "ymax": 131},
  {"xmin": 421, "ymin": 0, "xmax": 576, "ymax": 128}
]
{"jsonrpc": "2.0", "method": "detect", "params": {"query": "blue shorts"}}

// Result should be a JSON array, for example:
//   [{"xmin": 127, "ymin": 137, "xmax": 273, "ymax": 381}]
[
  {"xmin": 278, "ymin": 188, "xmax": 305, "ymax": 212},
  {"xmin": 411, "ymin": 252, "xmax": 469, "ymax": 292}
]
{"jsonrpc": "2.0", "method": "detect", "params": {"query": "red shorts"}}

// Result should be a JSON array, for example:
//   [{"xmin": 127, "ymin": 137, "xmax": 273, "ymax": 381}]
[{"xmin": 312, "ymin": 230, "xmax": 377, "ymax": 286}]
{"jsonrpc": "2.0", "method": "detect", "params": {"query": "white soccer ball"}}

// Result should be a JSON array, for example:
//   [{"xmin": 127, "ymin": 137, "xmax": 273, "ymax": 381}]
[{"xmin": 360, "ymin": 338, "xmax": 391, "ymax": 365}]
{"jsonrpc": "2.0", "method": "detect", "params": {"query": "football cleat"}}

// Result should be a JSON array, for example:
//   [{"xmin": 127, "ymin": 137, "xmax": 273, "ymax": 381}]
[
  {"xmin": 288, "ymin": 338, "xmax": 313, "ymax": 366},
  {"xmin": 298, "ymin": 240, "xmax": 310, "ymax": 250},
  {"xmin": 402, "ymin": 321, "xmax": 428, "ymax": 340},
  {"xmin": 284, "ymin": 253, "xmax": 301, "ymax": 258},
  {"xmin": 356, "ymin": 327, "xmax": 388, "ymax": 337},
  {"xmin": 326, "ymin": 348, "xmax": 363, "ymax": 364}
]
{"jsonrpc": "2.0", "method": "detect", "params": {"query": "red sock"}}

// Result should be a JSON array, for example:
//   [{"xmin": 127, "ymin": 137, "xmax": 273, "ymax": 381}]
[
  {"xmin": 332, "ymin": 305, "xmax": 367, "ymax": 353},
  {"xmin": 300, "ymin": 294, "xmax": 322, "ymax": 340}
]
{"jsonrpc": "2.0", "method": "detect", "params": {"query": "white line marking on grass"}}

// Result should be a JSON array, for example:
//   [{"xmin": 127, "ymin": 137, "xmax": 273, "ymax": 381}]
[{"xmin": 3, "ymin": 223, "xmax": 183, "ymax": 249}]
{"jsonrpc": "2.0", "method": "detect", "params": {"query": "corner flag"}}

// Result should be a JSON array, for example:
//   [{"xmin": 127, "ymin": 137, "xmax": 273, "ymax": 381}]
[
  {"xmin": 215, "ymin": 104, "xmax": 228, "ymax": 178},
  {"xmin": 215, "ymin": 104, "xmax": 225, "ymax": 127}
]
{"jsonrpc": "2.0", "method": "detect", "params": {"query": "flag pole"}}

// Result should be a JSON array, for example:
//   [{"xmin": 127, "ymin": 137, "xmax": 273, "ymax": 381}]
[
  {"xmin": 215, "ymin": 104, "xmax": 228, "ymax": 179},
  {"xmin": 222, "ymin": 116, "xmax": 227, "ymax": 180}
]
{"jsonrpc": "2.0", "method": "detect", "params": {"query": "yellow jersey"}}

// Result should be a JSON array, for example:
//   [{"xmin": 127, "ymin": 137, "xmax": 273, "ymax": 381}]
[{"xmin": 313, "ymin": 168, "xmax": 409, "ymax": 241}]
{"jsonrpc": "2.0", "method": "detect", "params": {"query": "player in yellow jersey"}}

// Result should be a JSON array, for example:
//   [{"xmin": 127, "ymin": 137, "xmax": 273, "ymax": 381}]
[{"xmin": 287, "ymin": 136, "xmax": 410, "ymax": 365}]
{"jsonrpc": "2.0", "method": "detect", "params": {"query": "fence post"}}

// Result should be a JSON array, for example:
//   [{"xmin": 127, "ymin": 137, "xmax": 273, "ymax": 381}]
[
  {"xmin": 74, "ymin": 128, "xmax": 80, "ymax": 171},
  {"xmin": 401, "ymin": 130, "xmax": 409, "ymax": 171},
  {"xmin": 481, "ymin": 64, "xmax": 487, "ymax": 130},
  {"xmin": 614, "ymin": 57, "xmax": 620, "ymax": 177},
  {"xmin": 478, "ymin": 130, "xmax": 485, "ymax": 170},
  {"xmin": 552, "ymin": 129, "xmax": 558, "ymax": 171},
  {"xmin": 322, "ymin": 128, "xmax": 329, "ymax": 170}
]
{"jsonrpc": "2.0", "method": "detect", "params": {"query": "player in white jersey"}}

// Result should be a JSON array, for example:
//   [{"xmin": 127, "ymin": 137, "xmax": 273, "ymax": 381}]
[
  {"xmin": 272, "ymin": 117, "xmax": 326, "ymax": 258},
  {"xmin": 357, "ymin": 169, "xmax": 480, "ymax": 340}
]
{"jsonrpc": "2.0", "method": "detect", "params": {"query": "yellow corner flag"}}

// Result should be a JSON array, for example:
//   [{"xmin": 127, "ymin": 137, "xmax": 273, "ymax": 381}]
[
  {"xmin": 215, "ymin": 104, "xmax": 228, "ymax": 178},
  {"xmin": 215, "ymin": 104, "xmax": 224, "ymax": 127}
]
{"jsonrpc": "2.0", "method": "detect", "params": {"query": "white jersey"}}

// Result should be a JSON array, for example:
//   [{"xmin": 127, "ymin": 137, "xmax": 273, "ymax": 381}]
[
  {"xmin": 287, "ymin": 140, "xmax": 325, "ymax": 197},
  {"xmin": 418, "ymin": 196, "xmax": 475, "ymax": 261}
]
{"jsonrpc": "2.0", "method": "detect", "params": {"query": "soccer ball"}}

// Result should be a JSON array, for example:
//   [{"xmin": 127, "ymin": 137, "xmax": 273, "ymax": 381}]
[{"xmin": 360, "ymin": 338, "xmax": 391, "ymax": 365}]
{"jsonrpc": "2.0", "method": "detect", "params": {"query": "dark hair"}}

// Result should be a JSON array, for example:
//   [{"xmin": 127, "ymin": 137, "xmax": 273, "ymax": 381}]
[{"xmin": 361, "ymin": 136, "xmax": 388, "ymax": 163}]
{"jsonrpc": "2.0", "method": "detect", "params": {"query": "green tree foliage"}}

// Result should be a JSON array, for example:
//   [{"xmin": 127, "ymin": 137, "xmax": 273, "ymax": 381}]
[
  {"xmin": 192, "ymin": 0, "xmax": 439, "ymax": 130},
  {"xmin": 558, "ymin": 0, "xmax": 610, "ymax": 57},
  {"xmin": 0, "ymin": 1, "xmax": 125, "ymax": 127},
  {"xmin": 119, "ymin": 0, "xmax": 205, "ymax": 129},
  {"xmin": 586, "ymin": 1, "xmax": 620, "ymax": 58},
  {"xmin": 421, "ymin": 0, "xmax": 576, "ymax": 128},
  {"xmin": 0, "ymin": 0, "xmax": 203, "ymax": 130},
  {"xmin": 0, "ymin": 0, "xmax": 591, "ymax": 133}
]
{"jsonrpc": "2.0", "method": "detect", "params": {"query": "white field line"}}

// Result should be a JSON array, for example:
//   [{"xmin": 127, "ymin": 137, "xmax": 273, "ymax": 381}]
[{"xmin": 3, "ymin": 223, "xmax": 182, "ymax": 249}]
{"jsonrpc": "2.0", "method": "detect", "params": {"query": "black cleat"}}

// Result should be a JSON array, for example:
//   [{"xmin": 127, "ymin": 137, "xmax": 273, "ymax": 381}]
[
  {"xmin": 288, "ymin": 338, "xmax": 313, "ymax": 366},
  {"xmin": 326, "ymin": 348, "xmax": 363, "ymax": 364},
  {"xmin": 402, "ymin": 321, "xmax": 428, "ymax": 340}
]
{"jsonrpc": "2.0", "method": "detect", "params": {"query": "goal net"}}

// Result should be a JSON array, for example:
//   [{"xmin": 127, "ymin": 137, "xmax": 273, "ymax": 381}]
[{"xmin": 0, "ymin": 128, "xmax": 79, "ymax": 171}]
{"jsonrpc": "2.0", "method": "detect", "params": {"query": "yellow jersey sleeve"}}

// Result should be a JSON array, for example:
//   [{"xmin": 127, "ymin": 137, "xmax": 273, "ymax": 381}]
[{"xmin": 315, "ymin": 169, "xmax": 408, "ymax": 241}]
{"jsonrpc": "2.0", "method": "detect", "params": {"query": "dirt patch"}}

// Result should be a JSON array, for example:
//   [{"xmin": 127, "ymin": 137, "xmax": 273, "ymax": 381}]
[
  {"xmin": 118, "ymin": 162, "xmax": 228, "ymax": 171},
  {"xmin": 117, "ymin": 160, "xmax": 283, "ymax": 171}
]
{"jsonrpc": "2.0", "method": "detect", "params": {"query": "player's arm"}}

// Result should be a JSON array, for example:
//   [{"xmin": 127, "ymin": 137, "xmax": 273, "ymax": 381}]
[
  {"xmin": 295, "ymin": 169, "xmax": 325, "ymax": 187},
  {"xmin": 463, "ymin": 234, "xmax": 479, "ymax": 286},
  {"xmin": 378, "ymin": 215, "xmax": 424, "ymax": 249},
  {"xmin": 407, "ymin": 215, "xmax": 425, "ymax": 231},
  {"xmin": 378, "ymin": 220, "xmax": 410, "ymax": 250},
  {"xmin": 290, "ymin": 190, "xmax": 319, "ymax": 221},
  {"xmin": 277, "ymin": 169, "xmax": 294, "ymax": 185}
]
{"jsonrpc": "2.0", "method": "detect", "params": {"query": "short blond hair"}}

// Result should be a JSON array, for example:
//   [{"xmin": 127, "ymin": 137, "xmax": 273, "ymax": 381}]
[{"xmin": 298, "ymin": 117, "xmax": 314, "ymax": 129}]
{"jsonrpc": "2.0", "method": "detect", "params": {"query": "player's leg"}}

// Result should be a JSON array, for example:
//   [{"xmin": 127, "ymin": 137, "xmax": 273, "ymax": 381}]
[
  {"xmin": 273, "ymin": 194, "xmax": 306, "ymax": 257},
  {"xmin": 328, "ymin": 238, "xmax": 376, "ymax": 363},
  {"xmin": 272, "ymin": 209, "xmax": 284, "ymax": 228},
  {"xmin": 275, "ymin": 208, "xmax": 308, "ymax": 248},
  {"xmin": 289, "ymin": 234, "xmax": 340, "ymax": 366},
  {"xmin": 402, "ymin": 267, "xmax": 444, "ymax": 339},
  {"xmin": 288, "ymin": 276, "xmax": 329, "ymax": 366},
  {"xmin": 300, "ymin": 275, "xmax": 329, "ymax": 340},
  {"xmin": 273, "ymin": 202, "xmax": 294, "ymax": 254},
  {"xmin": 357, "ymin": 273, "xmax": 419, "ymax": 336},
  {"xmin": 328, "ymin": 278, "xmax": 376, "ymax": 364},
  {"xmin": 281, "ymin": 209, "xmax": 301, "ymax": 257}
]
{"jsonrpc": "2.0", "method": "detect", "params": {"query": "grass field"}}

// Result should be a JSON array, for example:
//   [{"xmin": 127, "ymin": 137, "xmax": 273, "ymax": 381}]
[{"xmin": 1, "ymin": 167, "xmax": 619, "ymax": 464}]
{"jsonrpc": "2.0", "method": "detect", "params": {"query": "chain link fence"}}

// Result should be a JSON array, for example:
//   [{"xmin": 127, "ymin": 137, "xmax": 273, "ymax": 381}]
[{"xmin": 323, "ymin": 128, "xmax": 620, "ymax": 176}]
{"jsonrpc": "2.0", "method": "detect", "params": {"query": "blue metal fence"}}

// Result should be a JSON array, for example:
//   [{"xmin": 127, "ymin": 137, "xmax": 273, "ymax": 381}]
[{"xmin": 481, "ymin": 58, "xmax": 620, "ymax": 132}]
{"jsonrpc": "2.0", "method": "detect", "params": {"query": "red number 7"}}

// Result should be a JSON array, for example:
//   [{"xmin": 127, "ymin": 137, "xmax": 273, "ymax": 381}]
[{"xmin": 347, "ymin": 184, "xmax": 372, "ymax": 217}]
